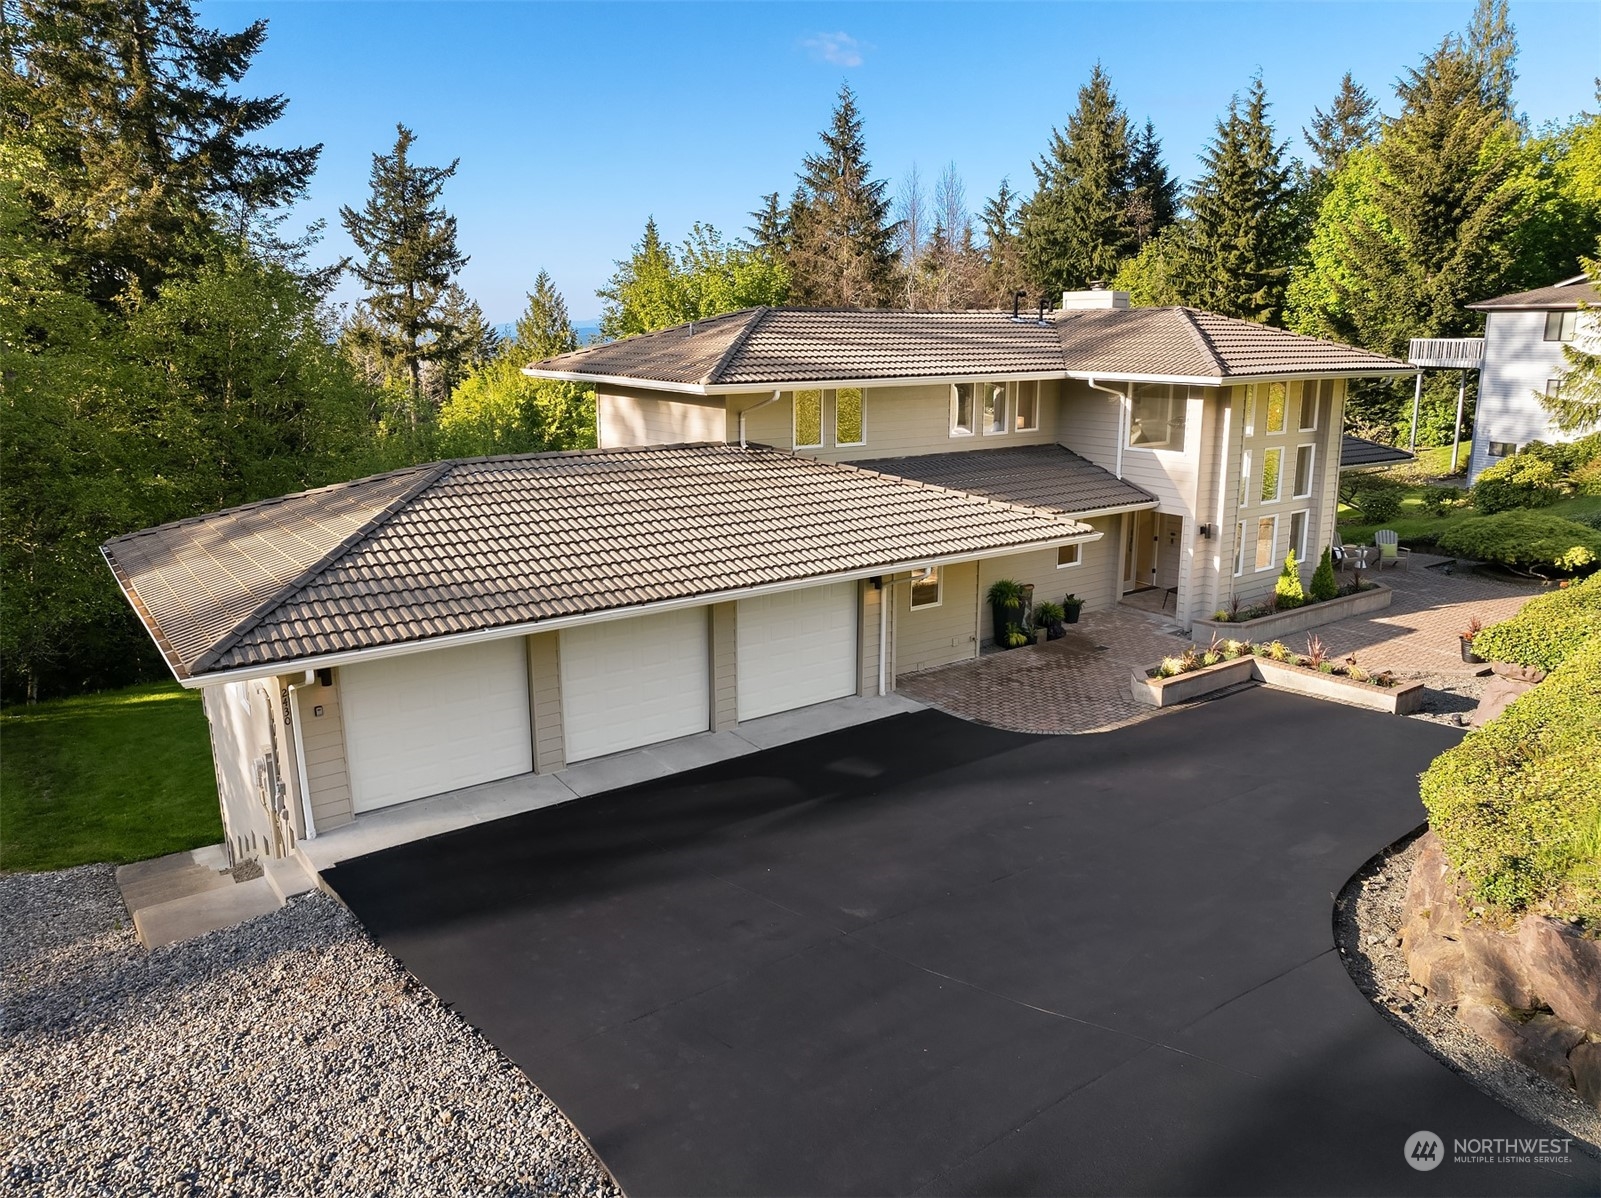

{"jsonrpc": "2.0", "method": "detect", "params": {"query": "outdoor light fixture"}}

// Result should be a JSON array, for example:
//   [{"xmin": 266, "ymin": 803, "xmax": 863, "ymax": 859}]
[{"xmin": 1198, "ymin": 524, "xmax": 1214, "ymax": 539}]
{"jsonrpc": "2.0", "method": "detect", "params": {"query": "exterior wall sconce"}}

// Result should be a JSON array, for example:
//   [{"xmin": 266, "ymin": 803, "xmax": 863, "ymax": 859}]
[{"xmin": 1198, "ymin": 524, "xmax": 1214, "ymax": 539}]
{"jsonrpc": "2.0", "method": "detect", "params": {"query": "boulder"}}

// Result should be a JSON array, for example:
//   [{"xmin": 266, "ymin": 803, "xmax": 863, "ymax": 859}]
[
  {"xmin": 1516, "ymin": 917, "xmax": 1601, "ymax": 1034},
  {"xmin": 1569, "ymin": 1040, "xmax": 1601, "ymax": 1110},
  {"xmin": 1455, "ymin": 1002, "xmax": 1583, "ymax": 1089},
  {"xmin": 1469, "ymin": 662, "xmax": 1546, "ymax": 729}
]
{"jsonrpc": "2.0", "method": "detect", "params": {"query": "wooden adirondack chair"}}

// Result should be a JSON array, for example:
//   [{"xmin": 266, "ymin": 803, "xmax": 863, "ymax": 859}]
[{"xmin": 1374, "ymin": 529, "xmax": 1410, "ymax": 569}]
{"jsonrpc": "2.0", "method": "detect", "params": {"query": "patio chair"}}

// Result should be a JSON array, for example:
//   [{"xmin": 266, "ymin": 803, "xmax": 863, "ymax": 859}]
[{"xmin": 1374, "ymin": 529, "xmax": 1410, "ymax": 570}]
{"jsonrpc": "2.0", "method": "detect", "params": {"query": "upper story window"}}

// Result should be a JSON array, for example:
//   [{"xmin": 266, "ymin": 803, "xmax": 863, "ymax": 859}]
[
  {"xmin": 1260, "ymin": 446, "xmax": 1283, "ymax": 504},
  {"xmin": 1545, "ymin": 310, "xmax": 1578, "ymax": 342},
  {"xmin": 1300, "ymin": 380, "xmax": 1330, "ymax": 431},
  {"xmin": 1015, "ymin": 381, "xmax": 1040, "ymax": 432},
  {"xmin": 951, "ymin": 384, "xmax": 976, "ymax": 436},
  {"xmin": 982, "ymin": 382, "xmax": 1009, "ymax": 435},
  {"xmin": 1293, "ymin": 444, "xmax": 1316, "ymax": 499},
  {"xmin": 1263, "ymin": 382, "xmax": 1288, "ymax": 434},
  {"xmin": 794, "ymin": 389, "xmax": 823, "ymax": 449},
  {"xmin": 835, "ymin": 387, "xmax": 865, "ymax": 446},
  {"xmin": 1129, "ymin": 383, "xmax": 1189, "ymax": 450},
  {"xmin": 952, "ymin": 380, "xmax": 1043, "ymax": 438}
]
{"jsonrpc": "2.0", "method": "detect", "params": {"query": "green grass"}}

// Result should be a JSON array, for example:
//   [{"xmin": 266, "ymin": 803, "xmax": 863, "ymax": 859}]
[
  {"xmin": 1338, "ymin": 490, "xmax": 1601, "ymax": 548},
  {"xmin": 1, "ymin": 682, "xmax": 222, "ymax": 872}
]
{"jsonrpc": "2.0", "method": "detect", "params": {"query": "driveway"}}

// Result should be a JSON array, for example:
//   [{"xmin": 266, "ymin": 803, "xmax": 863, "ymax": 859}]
[{"xmin": 325, "ymin": 690, "xmax": 1596, "ymax": 1196}]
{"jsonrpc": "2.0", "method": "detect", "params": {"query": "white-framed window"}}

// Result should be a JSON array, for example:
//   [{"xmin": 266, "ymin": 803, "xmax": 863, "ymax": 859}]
[
  {"xmin": 909, "ymin": 567, "xmax": 941, "ymax": 610},
  {"xmin": 1488, "ymin": 440, "xmax": 1518, "ymax": 458},
  {"xmin": 1129, "ymin": 383, "xmax": 1189, "ymax": 449},
  {"xmin": 835, "ymin": 386, "xmax": 865, "ymax": 446},
  {"xmin": 1242, "ymin": 385, "xmax": 1257, "ymax": 436},
  {"xmin": 1292, "ymin": 443, "xmax": 1316, "ymax": 499},
  {"xmin": 1254, "ymin": 515, "xmax": 1278, "ymax": 572},
  {"xmin": 1288, "ymin": 510, "xmax": 1309, "ymax": 562},
  {"xmin": 794, "ymin": 389, "xmax": 823, "ymax": 449},
  {"xmin": 1264, "ymin": 382, "xmax": 1288, "ymax": 434},
  {"xmin": 1545, "ymin": 311, "xmax": 1578, "ymax": 342},
  {"xmin": 1238, "ymin": 449, "xmax": 1252, "ymax": 509},
  {"xmin": 982, "ymin": 382, "xmax": 1009, "ymax": 435},
  {"xmin": 1233, "ymin": 520, "xmax": 1246, "ymax": 576},
  {"xmin": 1260, "ymin": 446, "xmax": 1283, "ymax": 504},
  {"xmin": 1299, "ymin": 380, "xmax": 1327, "ymax": 431},
  {"xmin": 951, "ymin": 384, "xmax": 976, "ymax": 436},
  {"xmin": 1056, "ymin": 543, "xmax": 1081, "ymax": 568},
  {"xmin": 1546, "ymin": 377, "xmax": 1563, "ymax": 400},
  {"xmin": 1015, "ymin": 381, "xmax": 1040, "ymax": 432}
]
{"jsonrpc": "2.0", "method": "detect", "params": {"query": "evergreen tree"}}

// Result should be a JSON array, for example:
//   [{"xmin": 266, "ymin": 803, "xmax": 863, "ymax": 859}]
[
  {"xmin": 1274, "ymin": 550, "xmax": 1305, "ymax": 609},
  {"xmin": 1127, "ymin": 120, "xmax": 1179, "ymax": 249},
  {"xmin": 339, "ymin": 124, "xmax": 469, "ymax": 426},
  {"xmin": 1303, "ymin": 73, "xmax": 1378, "ymax": 185},
  {"xmin": 1309, "ymin": 546, "xmax": 1339, "ymax": 603},
  {"xmin": 980, "ymin": 178, "xmax": 1028, "ymax": 307},
  {"xmin": 747, "ymin": 192, "xmax": 790, "ymax": 261},
  {"xmin": 1540, "ymin": 253, "xmax": 1601, "ymax": 435},
  {"xmin": 1, "ymin": 0, "xmax": 321, "ymax": 305},
  {"xmin": 597, "ymin": 217, "xmax": 690, "ymax": 338},
  {"xmin": 1188, "ymin": 76, "xmax": 1296, "ymax": 324},
  {"xmin": 788, "ymin": 83, "xmax": 900, "ymax": 307},
  {"xmin": 1467, "ymin": 0, "xmax": 1518, "ymax": 118},
  {"xmin": 426, "ymin": 284, "xmax": 499, "ymax": 409},
  {"xmin": 1020, "ymin": 64, "xmax": 1135, "ymax": 294},
  {"xmin": 598, "ymin": 219, "xmax": 788, "ymax": 337}
]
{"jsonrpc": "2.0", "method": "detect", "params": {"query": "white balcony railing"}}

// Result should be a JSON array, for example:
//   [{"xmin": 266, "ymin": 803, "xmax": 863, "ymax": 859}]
[{"xmin": 1408, "ymin": 337, "xmax": 1485, "ymax": 368}]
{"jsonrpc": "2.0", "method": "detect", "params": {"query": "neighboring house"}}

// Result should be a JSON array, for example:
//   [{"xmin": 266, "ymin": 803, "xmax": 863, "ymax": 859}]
[
  {"xmin": 1466, "ymin": 275, "xmax": 1599, "ymax": 482},
  {"xmin": 105, "ymin": 288, "xmax": 1406, "ymax": 863}
]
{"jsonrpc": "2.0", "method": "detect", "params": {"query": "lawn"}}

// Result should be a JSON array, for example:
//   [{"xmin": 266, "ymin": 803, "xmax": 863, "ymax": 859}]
[
  {"xmin": 1, "ymin": 682, "xmax": 222, "ymax": 872},
  {"xmin": 1338, "ymin": 490, "xmax": 1601, "ymax": 547}
]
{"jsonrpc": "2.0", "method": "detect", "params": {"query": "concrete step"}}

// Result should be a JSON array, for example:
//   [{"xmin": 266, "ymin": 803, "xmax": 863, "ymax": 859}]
[
  {"xmin": 116, "ymin": 850, "xmax": 233, "ymax": 911},
  {"xmin": 263, "ymin": 857, "xmax": 316, "ymax": 904},
  {"xmin": 132, "ymin": 877, "xmax": 281, "ymax": 950}
]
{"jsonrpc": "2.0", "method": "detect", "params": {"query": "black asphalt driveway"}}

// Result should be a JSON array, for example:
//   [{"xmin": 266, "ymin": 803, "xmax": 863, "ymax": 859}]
[{"xmin": 325, "ymin": 688, "xmax": 1598, "ymax": 1196}]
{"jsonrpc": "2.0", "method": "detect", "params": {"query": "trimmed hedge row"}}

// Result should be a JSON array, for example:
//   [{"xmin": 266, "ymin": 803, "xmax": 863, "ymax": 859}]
[
  {"xmin": 1437, "ymin": 510, "xmax": 1601, "ymax": 577},
  {"xmin": 1469, "ymin": 574, "xmax": 1601, "ymax": 671},
  {"xmin": 1420, "ymin": 637, "xmax": 1601, "ymax": 919}
]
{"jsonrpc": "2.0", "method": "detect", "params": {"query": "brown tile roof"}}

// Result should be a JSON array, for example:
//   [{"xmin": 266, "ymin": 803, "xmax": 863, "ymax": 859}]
[
  {"xmin": 1468, "ymin": 277, "xmax": 1599, "ymax": 311},
  {"xmin": 105, "ymin": 445, "xmax": 1096, "ymax": 681},
  {"xmin": 526, "ymin": 306, "xmax": 1408, "ymax": 389},
  {"xmin": 855, "ymin": 445, "xmax": 1156, "ymax": 517}
]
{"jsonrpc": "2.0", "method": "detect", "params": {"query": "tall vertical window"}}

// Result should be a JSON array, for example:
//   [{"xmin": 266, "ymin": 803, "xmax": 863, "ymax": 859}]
[
  {"xmin": 1544, "ymin": 311, "xmax": 1578, "ymax": 342},
  {"xmin": 1293, "ymin": 444, "xmax": 1316, "ymax": 498},
  {"xmin": 1255, "ymin": 516, "xmax": 1278, "ymax": 571},
  {"xmin": 1129, "ymin": 383, "xmax": 1189, "ymax": 449},
  {"xmin": 982, "ymin": 382, "xmax": 1008, "ymax": 434},
  {"xmin": 1288, "ymin": 510, "xmax": 1308, "ymax": 562},
  {"xmin": 835, "ymin": 387, "xmax": 865, "ymax": 446},
  {"xmin": 1260, "ymin": 447, "xmax": 1283, "ymax": 503},
  {"xmin": 1264, "ymin": 382, "xmax": 1288, "ymax": 434},
  {"xmin": 1238, "ymin": 450, "xmax": 1252, "ymax": 509},
  {"xmin": 1233, "ymin": 521, "xmax": 1247, "ymax": 576},
  {"xmin": 1242, "ymin": 385, "xmax": 1257, "ymax": 436},
  {"xmin": 1299, "ymin": 380, "xmax": 1325, "ymax": 431},
  {"xmin": 951, "ymin": 384, "xmax": 975, "ymax": 436},
  {"xmin": 794, "ymin": 390, "xmax": 823, "ymax": 448},
  {"xmin": 1015, "ymin": 381, "xmax": 1040, "ymax": 431}
]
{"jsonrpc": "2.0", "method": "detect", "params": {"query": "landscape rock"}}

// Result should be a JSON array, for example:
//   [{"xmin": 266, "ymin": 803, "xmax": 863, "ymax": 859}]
[
  {"xmin": 1469, "ymin": 663, "xmax": 1545, "ymax": 728},
  {"xmin": 1518, "ymin": 916, "xmax": 1601, "ymax": 1033},
  {"xmin": 1570, "ymin": 1041, "xmax": 1601, "ymax": 1110},
  {"xmin": 1401, "ymin": 835, "xmax": 1536, "ymax": 1009},
  {"xmin": 1456, "ymin": 1003, "xmax": 1584, "ymax": 1090}
]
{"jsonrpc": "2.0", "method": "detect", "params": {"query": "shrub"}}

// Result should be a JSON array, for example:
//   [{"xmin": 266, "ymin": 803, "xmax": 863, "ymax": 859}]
[
  {"xmin": 1273, "ymin": 550, "xmax": 1305, "ymax": 609},
  {"xmin": 1308, "ymin": 546, "xmax": 1338, "ymax": 603},
  {"xmin": 1523, "ymin": 434, "xmax": 1601, "ymax": 477},
  {"xmin": 1420, "ymin": 638, "xmax": 1601, "ymax": 920},
  {"xmin": 1572, "ymin": 458, "xmax": 1601, "ymax": 497},
  {"xmin": 1470, "ymin": 454, "xmax": 1562, "ymax": 514},
  {"xmin": 1340, "ymin": 473, "xmax": 1406, "ymax": 522},
  {"xmin": 1418, "ymin": 484, "xmax": 1460, "ymax": 516},
  {"xmin": 1032, "ymin": 600, "xmax": 1065, "ymax": 627},
  {"xmin": 1437, "ymin": 511, "xmax": 1601, "ymax": 577},
  {"xmin": 1469, "ymin": 573, "xmax": 1601, "ymax": 671}
]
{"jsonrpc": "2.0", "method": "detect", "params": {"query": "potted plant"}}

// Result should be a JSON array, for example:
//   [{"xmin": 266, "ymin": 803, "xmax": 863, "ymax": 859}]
[
  {"xmin": 1003, "ymin": 623, "xmax": 1030, "ymax": 649},
  {"xmin": 1061, "ymin": 594, "xmax": 1085, "ymax": 625},
  {"xmin": 1033, "ymin": 600, "xmax": 1067, "ymax": 641},
  {"xmin": 1459, "ymin": 616, "xmax": 1486, "ymax": 664},
  {"xmin": 986, "ymin": 578, "xmax": 1026, "ymax": 645}
]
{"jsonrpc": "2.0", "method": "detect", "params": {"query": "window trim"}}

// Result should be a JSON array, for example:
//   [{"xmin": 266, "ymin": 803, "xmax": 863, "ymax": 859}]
[
  {"xmin": 1254, "ymin": 515, "xmax": 1279, "ymax": 573},
  {"xmin": 1544, "ymin": 310, "xmax": 1578, "ymax": 342},
  {"xmin": 1288, "ymin": 509, "xmax": 1309, "ymax": 563},
  {"xmin": 1238, "ymin": 448, "xmax": 1252, "ymax": 510},
  {"xmin": 793, "ymin": 389, "xmax": 823, "ymax": 450},
  {"xmin": 1233, "ymin": 520, "xmax": 1247, "ymax": 577},
  {"xmin": 981, "ymin": 381, "xmax": 1010, "ymax": 436},
  {"xmin": 1264, "ymin": 382, "xmax": 1288, "ymax": 435},
  {"xmin": 1298, "ymin": 380, "xmax": 1323, "ymax": 432},
  {"xmin": 950, "ymin": 383, "xmax": 975, "ymax": 437},
  {"xmin": 1128, "ymin": 383, "xmax": 1188, "ymax": 452},
  {"xmin": 1292, "ymin": 443, "xmax": 1316, "ymax": 500},
  {"xmin": 1015, "ymin": 380, "xmax": 1040, "ymax": 432},
  {"xmin": 909, "ymin": 567, "xmax": 942, "ymax": 610},
  {"xmin": 1056, "ymin": 543, "xmax": 1082, "ymax": 569},
  {"xmin": 1260, "ymin": 445, "xmax": 1284, "ymax": 504},
  {"xmin": 834, "ymin": 386, "xmax": 866, "ymax": 447}
]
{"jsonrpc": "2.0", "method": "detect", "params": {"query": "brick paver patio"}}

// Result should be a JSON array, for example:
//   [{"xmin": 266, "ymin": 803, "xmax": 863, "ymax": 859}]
[{"xmin": 897, "ymin": 557, "xmax": 1545, "ymax": 735}]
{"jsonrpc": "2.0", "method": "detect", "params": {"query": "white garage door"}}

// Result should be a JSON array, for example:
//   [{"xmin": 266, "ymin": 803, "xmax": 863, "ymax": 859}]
[
  {"xmin": 341, "ymin": 639, "xmax": 533, "ymax": 813},
  {"xmin": 560, "ymin": 607, "xmax": 710, "ymax": 762},
  {"xmin": 737, "ymin": 583, "xmax": 858, "ymax": 721}
]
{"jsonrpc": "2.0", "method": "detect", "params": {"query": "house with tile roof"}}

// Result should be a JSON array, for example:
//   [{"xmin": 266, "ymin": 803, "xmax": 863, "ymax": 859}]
[
  {"xmin": 103, "ymin": 287, "xmax": 1408, "ymax": 863},
  {"xmin": 1464, "ymin": 274, "xmax": 1599, "ymax": 481}
]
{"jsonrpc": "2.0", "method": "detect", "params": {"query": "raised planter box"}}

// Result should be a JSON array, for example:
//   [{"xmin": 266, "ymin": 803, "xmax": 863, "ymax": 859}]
[
  {"xmin": 1131, "ymin": 652, "xmax": 1424, "ymax": 714},
  {"xmin": 1191, "ymin": 582, "xmax": 1393, "ymax": 642}
]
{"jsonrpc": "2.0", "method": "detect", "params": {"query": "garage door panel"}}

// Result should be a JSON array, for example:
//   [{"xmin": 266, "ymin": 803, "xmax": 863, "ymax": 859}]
[
  {"xmin": 341, "ymin": 639, "xmax": 533, "ymax": 813},
  {"xmin": 561, "ymin": 608, "xmax": 710, "ymax": 762},
  {"xmin": 737, "ymin": 583, "xmax": 858, "ymax": 721}
]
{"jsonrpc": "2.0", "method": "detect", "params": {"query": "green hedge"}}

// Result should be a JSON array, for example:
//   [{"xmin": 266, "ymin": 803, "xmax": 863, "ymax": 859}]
[
  {"xmin": 1420, "ymin": 637, "xmax": 1601, "ymax": 919},
  {"xmin": 1469, "ymin": 574, "xmax": 1601, "ymax": 671},
  {"xmin": 1469, "ymin": 454, "xmax": 1563, "ymax": 514},
  {"xmin": 1437, "ymin": 510, "xmax": 1601, "ymax": 576}
]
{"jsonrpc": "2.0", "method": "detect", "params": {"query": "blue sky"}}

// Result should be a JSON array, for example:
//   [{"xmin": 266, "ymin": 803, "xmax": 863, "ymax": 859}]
[{"xmin": 206, "ymin": 1, "xmax": 1600, "ymax": 325}]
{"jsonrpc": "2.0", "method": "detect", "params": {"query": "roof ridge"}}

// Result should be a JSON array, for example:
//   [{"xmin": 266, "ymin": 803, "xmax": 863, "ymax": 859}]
[
  {"xmin": 699, "ymin": 306, "xmax": 770, "ymax": 384},
  {"xmin": 1171, "ymin": 307, "xmax": 1230, "ymax": 376},
  {"xmin": 184, "ymin": 461, "xmax": 453, "ymax": 677}
]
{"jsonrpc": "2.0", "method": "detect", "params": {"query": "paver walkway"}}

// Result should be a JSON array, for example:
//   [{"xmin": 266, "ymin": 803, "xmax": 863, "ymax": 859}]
[{"xmin": 898, "ymin": 560, "xmax": 1544, "ymax": 735}]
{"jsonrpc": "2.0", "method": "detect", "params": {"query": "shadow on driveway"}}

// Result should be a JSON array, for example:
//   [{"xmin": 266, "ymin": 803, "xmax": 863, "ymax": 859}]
[{"xmin": 325, "ymin": 687, "xmax": 1598, "ymax": 1197}]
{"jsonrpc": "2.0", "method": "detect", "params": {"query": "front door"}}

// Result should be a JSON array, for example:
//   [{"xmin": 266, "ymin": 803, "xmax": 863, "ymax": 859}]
[
  {"xmin": 1123, "ymin": 510, "xmax": 1158, "ymax": 593},
  {"xmin": 1155, "ymin": 514, "xmax": 1184, "ymax": 591}
]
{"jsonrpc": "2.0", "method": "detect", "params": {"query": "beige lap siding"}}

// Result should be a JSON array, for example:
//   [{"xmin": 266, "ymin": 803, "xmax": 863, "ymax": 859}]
[
  {"xmin": 597, "ymin": 387, "xmax": 725, "ymax": 447},
  {"xmin": 295, "ymin": 676, "xmax": 354, "ymax": 832},
  {"xmin": 858, "ymin": 582, "xmax": 884, "ymax": 696},
  {"xmin": 710, "ymin": 602, "xmax": 738, "ymax": 731},
  {"xmin": 977, "ymin": 518, "xmax": 1119, "ymax": 644},
  {"xmin": 526, "ymin": 632, "xmax": 566, "ymax": 773},
  {"xmin": 895, "ymin": 561, "xmax": 978, "ymax": 677}
]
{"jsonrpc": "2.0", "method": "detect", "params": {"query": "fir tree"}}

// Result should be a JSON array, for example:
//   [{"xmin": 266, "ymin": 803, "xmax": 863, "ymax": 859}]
[
  {"xmin": 1309, "ymin": 546, "xmax": 1339, "ymax": 603},
  {"xmin": 1127, "ymin": 120, "xmax": 1179, "ymax": 249},
  {"xmin": 1303, "ymin": 73, "xmax": 1378, "ymax": 184},
  {"xmin": 1274, "ymin": 550, "xmax": 1306, "ymax": 609},
  {"xmin": 788, "ymin": 83, "xmax": 900, "ymax": 307},
  {"xmin": 517, "ymin": 269, "xmax": 580, "ymax": 359},
  {"xmin": 426, "ymin": 284, "xmax": 499, "ymax": 409},
  {"xmin": 597, "ymin": 217, "xmax": 688, "ymax": 338},
  {"xmin": 1020, "ymin": 64, "xmax": 1135, "ymax": 294},
  {"xmin": 746, "ymin": 193, "xmax": 790, "ymax": 262},
  {"xmin": 339, "ymin": 124, "xmax": 469, "ymax": 427},
  {"xmin": 1188, "ymin": 76, "xmax": 1296, "ymax": 324},
  {"xmin": 980, "ymin": 178, "xmax": 1028, "ymax": 307},
  {"xmin": 1467, "ymin": 0, "xmax": 1518, "ymax": 118}
]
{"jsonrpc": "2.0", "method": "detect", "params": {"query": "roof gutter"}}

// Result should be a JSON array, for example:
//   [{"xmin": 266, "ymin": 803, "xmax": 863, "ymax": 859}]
[
  {"xmin": 1084, "ymin": 377, "xmax": 1130, "ymax": 479},
  {"xmin": 169, "ymin": 530, "xmax": 1105, "ymax": 690}
]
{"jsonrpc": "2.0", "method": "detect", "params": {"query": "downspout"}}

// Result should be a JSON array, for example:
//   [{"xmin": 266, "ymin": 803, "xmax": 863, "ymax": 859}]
[
  {"xmin": 1085, "ymin": 377, "xmax": 1128, "ymax": 478},
  {"xmin": 285, "ymin": 672, "xmax": 317, "ymax": 841},
  {"xmin": 739, "ymin": 390, "xmax": 783, "ymax": 449}
]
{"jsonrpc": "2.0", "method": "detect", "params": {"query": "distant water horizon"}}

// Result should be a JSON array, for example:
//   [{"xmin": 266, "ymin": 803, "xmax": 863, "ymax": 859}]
[{"xmin": 494, "ymin": 319, "xmax": 603, "ymax": 346}]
